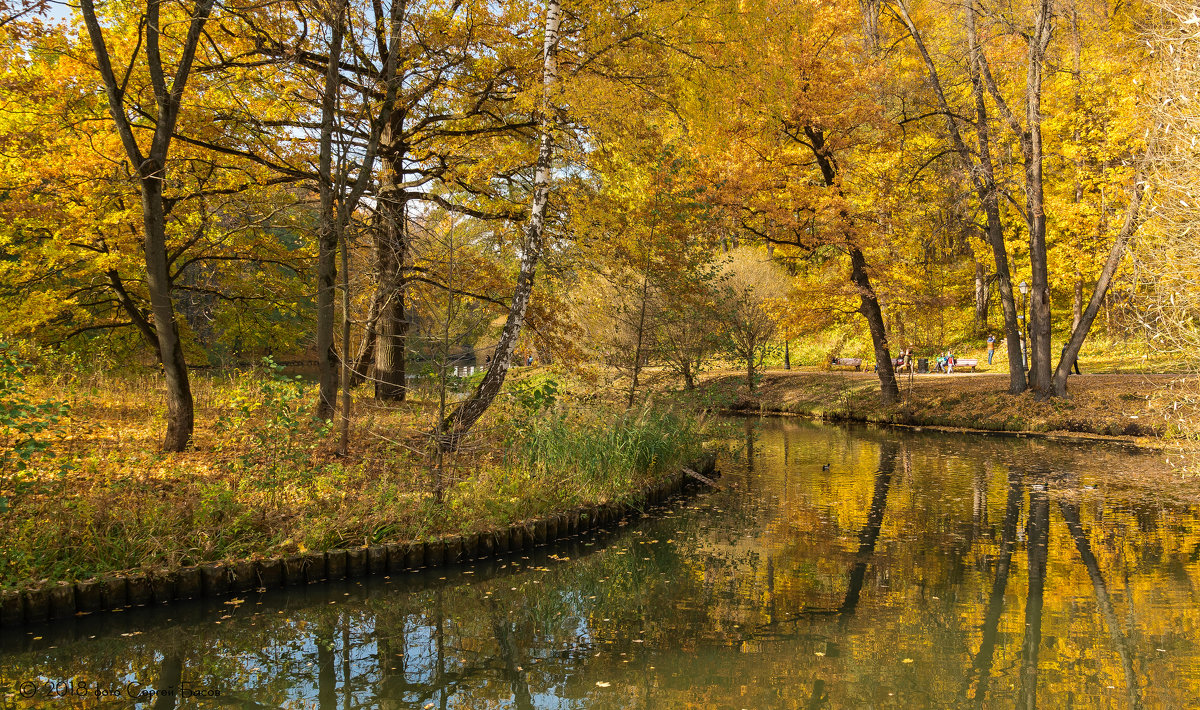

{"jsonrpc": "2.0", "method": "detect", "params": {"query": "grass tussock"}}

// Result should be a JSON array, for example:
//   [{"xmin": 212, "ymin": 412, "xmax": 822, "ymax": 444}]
[{"xmin": 0, "ymin": 362, "xmax": 711, "ymax": 589}]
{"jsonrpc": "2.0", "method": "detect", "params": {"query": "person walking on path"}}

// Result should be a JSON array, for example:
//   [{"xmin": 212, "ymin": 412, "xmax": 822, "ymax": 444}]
[
  {"xmin": 986, "ymin": 334, "xmax": 996, "ymax": 365},
  {"xmin": 1060, "ymin": 343, "xmax": 1082, "ymax": 375}
]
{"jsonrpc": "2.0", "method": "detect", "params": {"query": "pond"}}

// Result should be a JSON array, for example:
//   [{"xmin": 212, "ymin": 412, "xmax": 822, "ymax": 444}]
[{"xmin": 2, "ymin": 418, "xmax": 1199, "ymax": 708}]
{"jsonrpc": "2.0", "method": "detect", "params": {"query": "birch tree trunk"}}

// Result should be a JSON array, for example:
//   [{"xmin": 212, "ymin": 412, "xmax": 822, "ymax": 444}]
[{"xmin": 438, "ymin": 0, "xmax": 562, "ymax": 447}]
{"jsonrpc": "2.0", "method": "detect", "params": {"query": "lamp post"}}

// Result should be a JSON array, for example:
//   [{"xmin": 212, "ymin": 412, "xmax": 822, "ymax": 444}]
[{"xmin": 1018, "ymin": 280, "xmax": 1029, "ymax": 370}]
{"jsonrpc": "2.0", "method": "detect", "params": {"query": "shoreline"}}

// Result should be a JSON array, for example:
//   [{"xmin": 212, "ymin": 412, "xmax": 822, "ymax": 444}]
[
  {"xmin": 0, "ymin": 457, "xmax": 718, "ymax": 628},
  {"xmin": 692, "ymin": 370, "xmax": 1184, "ymax": 448},
  {"xmin": 721, "ymin": 407, "xmax": 1166, "ymax": 449}
]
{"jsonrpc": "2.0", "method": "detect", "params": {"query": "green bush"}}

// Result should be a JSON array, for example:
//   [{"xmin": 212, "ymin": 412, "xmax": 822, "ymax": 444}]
[
  {"xmin": 0, "ymin": 342, "xmax": 69, "ymax": 513},
  {"xmin": 214, "ymin": 356, "xmax": 327, "ymax": 479}
]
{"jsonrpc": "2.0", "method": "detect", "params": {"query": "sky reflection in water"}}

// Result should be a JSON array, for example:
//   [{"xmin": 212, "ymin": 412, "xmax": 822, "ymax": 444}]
[{"xmin": 2, "ymin": 418, "xmax": 1199, "ymax": 708}]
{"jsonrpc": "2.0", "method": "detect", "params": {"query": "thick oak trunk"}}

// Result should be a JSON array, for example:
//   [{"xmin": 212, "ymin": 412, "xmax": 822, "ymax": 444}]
[
  {"xmin": 374, "ymin": 123, "xmax": 408, "ymax": 401},
  {"xmin": 373, "ymin": 254, "xmax": 407, "ymax": 401}
]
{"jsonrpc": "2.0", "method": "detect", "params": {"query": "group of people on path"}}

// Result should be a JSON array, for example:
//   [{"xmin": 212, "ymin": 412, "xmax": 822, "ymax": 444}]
[{"xmin": 872, "ymin": 333, "xmax": 1084, "ymax": 375}]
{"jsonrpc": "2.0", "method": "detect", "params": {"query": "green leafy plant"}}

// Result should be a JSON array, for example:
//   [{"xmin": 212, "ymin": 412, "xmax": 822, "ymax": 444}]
[
  {"xmin": 0, "ymin": 342, "xmax": 69, "ymax": 513},
  {"xmin": 215, "ymin": 356, "xmax": 325, "ymax": 481},
  {"xmin": 511, "ymin": 376, "xmax": 561, "ymax": 414}
]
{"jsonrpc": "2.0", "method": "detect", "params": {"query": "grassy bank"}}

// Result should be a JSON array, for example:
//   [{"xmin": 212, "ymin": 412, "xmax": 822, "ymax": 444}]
[
  {"xmin": 0, "ymin": 363, "xmax": 712, "ymax": 589},
  {"xmin": 688, "ymin": 370, "xmax": 1186, "ymax": 440}
]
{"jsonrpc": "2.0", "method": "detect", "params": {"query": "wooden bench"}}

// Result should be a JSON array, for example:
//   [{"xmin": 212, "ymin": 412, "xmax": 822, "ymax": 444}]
[
  {"xmin": 830, "ymin": 357, "xmax": 863, "ymax": 371},
  {"xmin": 954, "ymin": 358, "xmax": 979, "ymax": 371}
]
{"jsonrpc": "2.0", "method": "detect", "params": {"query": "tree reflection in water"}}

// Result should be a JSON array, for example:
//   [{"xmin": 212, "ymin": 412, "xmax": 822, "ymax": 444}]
[
  {"xmin": 967, "ymin": 468, "xmax": 1022, "ymax": 706},
  {"xmin": 1, "ymin": 419, "xmax": 1197, "ymax": 708},
  {"xmin": 1020, "ymin": 479, "xmax": 1051, "ymax": 710}
]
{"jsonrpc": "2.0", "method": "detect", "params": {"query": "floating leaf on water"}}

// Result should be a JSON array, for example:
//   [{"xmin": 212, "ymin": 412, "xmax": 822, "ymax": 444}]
[{"xmin": 596, "ymin": 681, "xmax": 611, "ymax": 688}]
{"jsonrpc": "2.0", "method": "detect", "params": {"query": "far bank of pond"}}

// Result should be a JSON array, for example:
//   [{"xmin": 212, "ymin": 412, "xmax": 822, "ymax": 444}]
[
  {"xmin": 3, "ymin": 418, "xmax": 1198, "ymax": 707},
  {"xmin": 696, "ymin": 370, "xmax": 1182, "ymax": 440}
]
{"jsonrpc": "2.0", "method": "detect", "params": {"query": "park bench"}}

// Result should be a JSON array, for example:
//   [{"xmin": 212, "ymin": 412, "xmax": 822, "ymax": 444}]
[
  {"xmin": 830, "ymin": 357, "xmax": 863, "ymax": 371},
  {"xmin": 954, "ymin": 358, "xmax": 979, "ymax": 371}
]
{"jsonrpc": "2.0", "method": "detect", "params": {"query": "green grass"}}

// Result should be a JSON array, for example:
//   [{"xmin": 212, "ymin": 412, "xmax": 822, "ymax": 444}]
[{"xmin": 0, "ymin": 366, "xmax": 717, "ymax": 589}]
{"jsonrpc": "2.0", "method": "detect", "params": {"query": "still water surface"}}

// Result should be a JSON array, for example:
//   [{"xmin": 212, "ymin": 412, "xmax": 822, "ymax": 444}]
[{"xmin": 3, "ymin": 419, "xmax": 1200, "ymax": 708}]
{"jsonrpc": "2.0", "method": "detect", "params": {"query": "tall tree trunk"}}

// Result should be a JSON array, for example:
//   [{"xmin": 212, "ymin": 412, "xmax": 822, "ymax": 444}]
[
  {"xmin": 967, "ymin": 2, "xmax": 1026, "ymax": 393},
  {"xmin": 1025, "ymin": 0, "xmax": 1054, "ymax": 397},
  {"xmin": 315, "ymin": 226, "xmax": 339, "ymax": 419},
  {"xmin": 1054, "ymin": 179, "xmax": 1145, "ymax": 396},
  {"xmin": 80, "ymin": 0, "xmax": 214, "ymax": 450},
  {"xmin": 315, "ymin": 0, "xmax": 346, "ymax": 421},
  {"xmin": 800, "ymin": 124, "xmax": 897, "ymax": 404},
  {"xmin": 894, "ymin": 0, "xmax": 1026, "ymax": 393},
  {"xmin": 339, "ymin": 200, "xmax": 352, "ymax": 455},
  {"xmin": 850, "ymin": 248, "xmax": 899, "ymax": 403},
  {"xmin": 142, "ymin": 182, "xmax": 195, "ymax": 451},
  {"xmin": 784, "ymin": 340, "xmax": 790, "ymax": 370},
  {"xmin": 374, "ymin": 255, "xmax": 407, "ymax": 401},
  {"xmin": 628, "ymin": 271, "xmax": 651, "ymax": 408},
  {"xmin": 375, "ymin": 115, "xmax": 408, "ymax": 401},
  {"xmin": 438, "ymin": 0, "xmax": 562, "ymax": 447}
]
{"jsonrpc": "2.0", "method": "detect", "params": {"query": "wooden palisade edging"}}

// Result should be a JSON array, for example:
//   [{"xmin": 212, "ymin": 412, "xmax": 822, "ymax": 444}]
[{"xmin": 0, "ymin": 457, "xmax": 717, "ymax": 628}]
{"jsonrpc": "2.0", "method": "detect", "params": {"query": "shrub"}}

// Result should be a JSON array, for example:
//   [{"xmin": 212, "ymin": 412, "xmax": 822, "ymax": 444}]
[{"xmin": 0, "ymin": 342, "xmax": 69, "ymax": 512}]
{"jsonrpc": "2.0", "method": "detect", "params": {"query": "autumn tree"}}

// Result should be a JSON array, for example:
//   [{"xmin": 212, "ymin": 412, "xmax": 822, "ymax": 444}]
[
  {"xmin": 677, "ymin": 0, "xmax": 902, "ymax": 402},
  {"xmin": 78, "ymin": 0, "xmax": 219, "ymax": 450},
  {"xmin": 436, "ymin": 0, "xmax": 562, "ymax": 445},
  {"xmin": 714, "ymin": 247, "xmax": 790, "ymax": 392}
]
